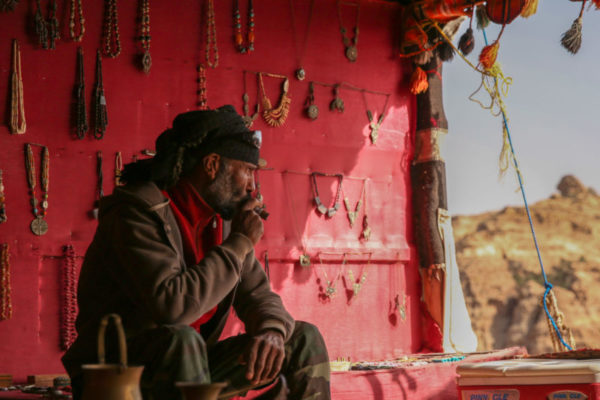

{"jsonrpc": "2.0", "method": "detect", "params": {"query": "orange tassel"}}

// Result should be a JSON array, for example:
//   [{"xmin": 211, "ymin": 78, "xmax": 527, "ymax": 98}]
[
  {"xmin": 479, "ymin": 41, "xmax": 499, "ymax": 70},
  {"xmin": 521, "ymin": 0, "xmax": 538, "ymax": 17},
  {"xmin": 410, "ymin": 66, "xmax": 429, "ymax": 95}
]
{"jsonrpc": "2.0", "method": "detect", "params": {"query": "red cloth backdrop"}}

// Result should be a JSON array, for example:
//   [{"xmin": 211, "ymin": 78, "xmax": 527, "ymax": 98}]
[{"xmin": 0, "ymin": 0, "xmax": 419, "ymax": 381}]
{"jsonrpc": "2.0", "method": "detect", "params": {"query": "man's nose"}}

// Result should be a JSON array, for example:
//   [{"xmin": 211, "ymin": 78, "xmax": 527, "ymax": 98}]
[{"xmin": 247, "ymin": 174, "xmax": 256, "ymax": 193}]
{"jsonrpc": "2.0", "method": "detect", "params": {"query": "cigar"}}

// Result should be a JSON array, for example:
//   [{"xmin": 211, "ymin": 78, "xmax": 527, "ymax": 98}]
[{"xmin": 254, "ymin": 206, "xmax": 269, "ymax": 220}]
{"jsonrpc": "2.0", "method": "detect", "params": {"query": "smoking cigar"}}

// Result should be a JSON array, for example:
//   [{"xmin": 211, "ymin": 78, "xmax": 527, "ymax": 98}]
[{"xmin": 254, "ymin": 206, "xmax": 269, "ymax": 220}]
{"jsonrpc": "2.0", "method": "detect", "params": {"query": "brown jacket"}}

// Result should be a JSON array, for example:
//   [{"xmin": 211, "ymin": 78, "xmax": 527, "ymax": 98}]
[{"xmin": 62, "ymin": 181, "xmax": 294, "ymax": 376}]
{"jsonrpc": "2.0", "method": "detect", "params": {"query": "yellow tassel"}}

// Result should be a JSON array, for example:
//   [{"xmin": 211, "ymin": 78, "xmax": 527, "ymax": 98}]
[
  {"xmin": 409, "ymin": 66, "xmax": 429, "ymax": 95},
  {"xmin": 479, "ymin": 41, "xmax": 499, "ymax": 71},
  {"xmin": 521, "ymin": 0, "xmax": 538, "ymax": 18}
]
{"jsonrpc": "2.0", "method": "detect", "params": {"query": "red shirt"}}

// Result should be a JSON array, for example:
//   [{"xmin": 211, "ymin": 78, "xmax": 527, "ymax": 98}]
[{"xmin": 162, "ymin": 180, "xmax": 223, "ymax": 332}]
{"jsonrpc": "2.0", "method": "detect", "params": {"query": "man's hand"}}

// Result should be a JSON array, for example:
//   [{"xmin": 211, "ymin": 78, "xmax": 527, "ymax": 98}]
[
  {"xmin": 241, "ymin": 330, "xmax": 285, "ymax": 385},
  {"xmin": 231, "ymin": 198, "xmax": 264, "ymax": 245}
]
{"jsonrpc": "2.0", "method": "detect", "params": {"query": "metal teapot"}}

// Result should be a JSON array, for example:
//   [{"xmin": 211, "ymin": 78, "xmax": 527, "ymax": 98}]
[{"xmin": 81, "ymin": 314, "xmax": 144, "ymax": 400}]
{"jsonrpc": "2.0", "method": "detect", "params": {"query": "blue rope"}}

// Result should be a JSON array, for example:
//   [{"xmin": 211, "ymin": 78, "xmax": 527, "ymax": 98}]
[{"xmin": 481, "ymin": 29, "xmax": 573, "ymax": 351}]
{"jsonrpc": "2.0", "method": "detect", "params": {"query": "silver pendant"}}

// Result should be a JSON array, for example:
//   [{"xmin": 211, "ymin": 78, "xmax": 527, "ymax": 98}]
[
  {"xmin": 295, "ymin": 67, "xmax": 306, "ymax": 81},
  {"xmin": 31, "ymin": 216, "xmax": 48, "ymax": 236},
  {"xmin": 142, "ymin": 50, "xmax": 152, "ymax": 74},
  {"xmin": 306, "ymin": 104, "xmax": 319, "ymax": 120},
  {"xmin": 345, "ymin": 45, "xmax": 357, "ymax": 62}
]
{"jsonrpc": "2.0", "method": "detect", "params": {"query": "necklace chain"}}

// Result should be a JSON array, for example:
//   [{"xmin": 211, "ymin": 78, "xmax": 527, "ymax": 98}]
[
  {"xmin": 311, "ymin": 172, "xmax": 343, "ymax": 218},
  {"xmin": 102, "ymin": 0, "xmax": 121, "ymax": 58},
  {"xmin": 234, "ymin": 0, "xmax": 254, "ymax": 53},
  {"xmin": 25, "ymin": 144, "xmax": 50, "ymax": 221},
  {"xmin": 0, "ymin": 0, "xmax": 18, "ymax": 12},
  {"xmin": 93, "ymin": 50, "xmax": 108, "ymax": 139},
  {"xmin": 206, "ymin": 0, "xmax": 219, "ymax": 68},
  {"xmin": 0, "ymin": 243, "xmax": 11, "ymax": 321},
  {"xmin": 197, "ymin": 65, "xmax": 208, "ymax": 110},
  {"xmin": 337, "ymin": 0, "xmax": 360, "ymax": 62},
  {"xmin": 258, "ymin": 73, "xmax": 291, "ymax": 127},
  {"xmin": 60, "ymin": 244, "xmax": 78, "ymax": 350},
  {"xmin": 69, "ymin": 0, "xmax": 85, "ymax": 42},
  {"xmin": 75, "ymin": 47, "xmax": 89, "ymax": 140},
  {"xmin": 138, "ymin": 0, "xmax": 151, "ymax": 73},
  {"xmin": 289, "ymin": 0, "xmax": 316, "ymax": 80},
  {"xmin": 10, "ymin": 39, "xmax": 26, "ymax": 135}
]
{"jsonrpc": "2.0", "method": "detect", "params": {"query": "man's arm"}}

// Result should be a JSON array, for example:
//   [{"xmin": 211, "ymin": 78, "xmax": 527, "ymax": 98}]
[{"xmin": 109, "ymin": 201, "xmax": 254, "ymax": 325}]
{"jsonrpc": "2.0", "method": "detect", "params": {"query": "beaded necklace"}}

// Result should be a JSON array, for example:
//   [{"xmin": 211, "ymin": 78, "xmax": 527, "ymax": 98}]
[
  {"xmin": 1, "ymin": 0, "xmax": 19, "ymax": 12},
  {"xmin": 92, "ymin": 151, "xmax": 104, "ymax": 219},
  {"xmin": 337, "ymin": 0, "xmax": 360, "ymax": 62},
  {"xmin": 0, "ymin": 243, "xmax": 11, "ymax": 321},
  {"xmin": 25, "ymin": 144, "xmax": 50, "ymax": 236},
  {"xmin": 60, "ymin": 244, "xmax": 78, "ymax": 350},
  {"xmin": 342, "ymin": 179, "xmax": 365, "ymax": 228},
  {"xmin": 233, "ymin": 0, "xmax": 254, "ymax": 53},
  {"xmin": 69, "ymin": 0, "xmax": 85, "ymax": 42},
  {"xmin": 197, "ymin": 65, "xmax": 208, "ymax": 109},
  {"xmin": 102, "ymin": 0, "xmax": 121, "ymax": 58},
  {"xmin": 0, "ymin": 170, "xmax": 7, "ymax": 224},
  {"xmin": 34, "ymin": 0, "xmax": 60, "ymax": 49},
  {"xmin": 10, "ymin": 39, "xmax": 26, "ymax": 135},
  {"xmin": 258, "ymin": 72, "xmax": 291, "ymax": 127},
  {"xmin": 138, "ymin": 0, "xmax": 151, "ymax": 73},
  {"xmin": 311, "ymin": 172, "xmax": 343, "ymax": 218},
  {"xmin": 93, "ymin": 50, "xmax": 108, "ymax": 139},
  {"xmin": 114, "ymin": 152, "xmax": 123, "ymax": 186},
  {"xmin": 205, "ymin": 0, "xmax": 218, "ymax": 68},
  {"xmin": 289, "ymin": 0, "xmax": 316, "ymax": 80},
  {"xmin": 362, "ymin": 91, "xmax": 390, "ymax": 144},
  {"xmin": 317, "ymin": 253, "xmax": 345, "ymax": 300},
  {"xmin": 75, "ymin": 47, "xmax": 89, "ymax": 140}
]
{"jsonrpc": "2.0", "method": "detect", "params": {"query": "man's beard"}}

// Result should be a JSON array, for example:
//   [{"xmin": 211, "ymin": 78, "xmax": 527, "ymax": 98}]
[{"xmin": 203, "ymin": 163, "xmax": 250, "ymax": 220}]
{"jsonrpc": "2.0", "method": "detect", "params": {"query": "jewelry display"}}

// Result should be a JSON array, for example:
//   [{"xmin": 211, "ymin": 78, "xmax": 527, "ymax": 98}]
[
  {"xmin": 69, "ymin": 0, "xmax": 85, "ymax": 42},
  {"xmin": 0, "ymin": 243, "xmax": 11, "ymax": 321},
  {"xmin": 25, "ymin": 144, "xmax": 50, "ymax": 236},
  {"xmin": 197, "ymin": 65, "xmax": 208, "ymax": 110},
  {"xmin": 75, "ymin": 47, "xmax": 89, "ymax": 140},
  {"xmin": 137, "ymin": 0, "xmax": 151, "ymax": 73},
  {"xmin": 258, "ymin": 72, "xmax": 291, "ymax": 127},
  {"xmin": 304, "ymin": 82, "xmax": 318, "ymax": 120},
  {"xmin": 288, "ymin": 0, "xmax": 316, "ymax": 80},
  {"xmin": 329, "ymin": 84, "xmax": 344, "ymax": 113},
  {"xmin": 363, "ymin": 92, "xmax": 390, "ymax": 144},
  {"xmin": 10, "ymin": 39, "xmax": 26, "ymax": 135},
  {"xmin": 361, "ymin": 180, "xmax": 371, "ymax": 241},
  {"xmin": 93, "ymin": 50, "xmax": 108, "ymax": 139},
  {"xmin": 102, "ymin": 0, "xmax": 121, "ymax": 58},
  {"xmin": 318, "ymin": 253, "xmax": 345, "ymax": 300},
  {"xmin": 283, "ymin": 171, "xmax": 311, "ymax": 267},
  {"xmin": 1, "ymin": 0, "xmax": 18, "ymax": 12},
  {"xmin": 242, "ymin": 71, "xmax": 259, "ymax": 128},
  {"xmin": 92, "ymin": 151, "xmax": 104, "ymax": 219},
  {"xmin": 35, "ymin": 0, "xmax": 59, "ymax": 49},
  {"xmin": 311, "ymin": 172, "xmax": 343, "ymax": 218},
  {"xmin": 342, "ymin": 179, "xmax": 365, "ymax": 228},
  {"xmin": 0, "ymin": 170, "xmax": 7, "ymax": 224},
  {"xmin": 60, "ymin": 244, "xmax": 78, "ymax": 350},
  {"xmin": 205, "ymin": 0, "xmax": 218, "ymax": 68},
  {"xmin": 233, "ymin": 0, "xmax": 254, "ymax": 53},
  {"xmin": 114, "ymin": 152, "xmax": 123, "ymax": 186},
  {"xmin": 337, "ymin": 0, "xmax": 360, "ymax": 62}
]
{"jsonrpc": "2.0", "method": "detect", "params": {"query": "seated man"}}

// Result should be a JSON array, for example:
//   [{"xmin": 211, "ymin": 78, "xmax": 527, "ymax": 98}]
[{"xmin": 62, "ymin": 105, "xmax": 331, "ymax": 400}]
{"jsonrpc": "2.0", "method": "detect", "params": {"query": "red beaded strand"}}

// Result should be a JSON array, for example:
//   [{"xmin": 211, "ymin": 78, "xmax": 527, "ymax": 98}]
[
  {"xmin": 234, "ymin": 0, "xmax": 254, "ymax": 53},
  {"xmin": 0, "ymin": 243, "xmax": 11, "ymax": 321},
  {"xmin": 60, "ymin": 245, "xmax": 78, "ymax": 350}
]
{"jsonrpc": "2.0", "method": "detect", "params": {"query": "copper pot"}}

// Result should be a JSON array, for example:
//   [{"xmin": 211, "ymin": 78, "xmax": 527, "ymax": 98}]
[{"xmin": 81, "ymin": 314, "xmax": 144, "ymax": 400}]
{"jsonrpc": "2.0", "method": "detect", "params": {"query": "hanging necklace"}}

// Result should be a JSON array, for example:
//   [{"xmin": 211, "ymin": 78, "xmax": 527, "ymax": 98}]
[
  {"xmin": 60, "ymin": 244, "xmax": 78, "ymax": 350},
  {"xmin": 342, "ymin": 178, "xmax": 365, "ymax": 228},
  {"xmin": 69, "ymin": 0, "xmax": 85, "ymax": 42},
  {"xmin": 92, "ymin": 151, "xmax": 104, "ymax": 219},
  {"xmin": 311, "ymin": 172, "xmax": 343, "ymax": 218},
  {"xmin": 25, "ymin": 144, "xmax": 50, "ymax": 236},
  {"xmin": 242, "ymin": 70, "xmax": 259, "ymax": 127},
  {"xmin": 1, "ymin": 0, "xmax": 19, "ymax": 12},
  {"xmin": 0, "ymin": 243, "xmax": 11, "ymax": 321},
  {"xmin": 318, "ymin": 253, "xmax": 345, "ymax": 300},
  {"xmin": 75, "ymin": 47, "xmax": 89, "ymax": 140},
  {"xmin": 93, "ymin": 50, "xmax": 108, "ymax": 139},
  {"xmin": 102, "ymin": 0, "xmax": 121, "ymax": 58},
  {"xmin": 0, "ymin": 170, "xmax": 7, "ymax": 224},
  {"xmin": 233, "ymin": 0, "xmax": 254, "ymax": 53},
  {"xmin": 114, "ymin": 152, "xmax": 123, "ymax": 186},
  {"xmin": 347, "ymin": 254, "xmax": 369, "ymax": 298},
  {"xmin": 329, "ymin": 84, "xmax": 344, "ymax": 113},
  {"xmin": 283, "ymin": 171, "xmax": 311, "ymax": 267},
  {"xmin": 361, "ymin": 179, "xmax": 371, "ymax": 241},
  {"xmin": 337, "ymin": 0, "xmax": 360, "ymax": 62},
  {"xmin": 205, "ymin": 0, "xmax": 219, "ymax": 68},
  {"xmin": 363, "ymin": 91, "xmax": 390, "ymax": 144},
  {"xmin": 34, "ymin": 0, "xmax": 59, "ymax": 49},
  {"xmin": 258, "ymin": 72, "xmax": 291, "ymax": 127},
  {"xmin": 289, "ymin": 0, "xmax": 316, "ymax": 81},
  {"xmin": 304, "ymin": 82, "xmax": 318, "ymax": 120},
  {"xmin": 137, "ymin": 0, "xmax": 151, "ymax": 73},
  {"xmin": 10, "ymin": 39, "xmax": 26, "ymax": 135},
  {"xmin": 197, "ymin": 64, "xmax": 208, "ymax": 110}
]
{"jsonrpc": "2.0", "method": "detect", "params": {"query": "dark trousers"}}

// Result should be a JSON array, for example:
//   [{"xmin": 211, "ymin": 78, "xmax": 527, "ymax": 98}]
[{"xmin": 73, "ymin": 321, "xmax": 330, "ymax": 400}]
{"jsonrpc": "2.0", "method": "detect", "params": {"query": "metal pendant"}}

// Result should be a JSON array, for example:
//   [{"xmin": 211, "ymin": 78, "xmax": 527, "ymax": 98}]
[
  {"xmin": 329, "ymin": 97, "xmax": 344, "ymax": 113},
  {"xmin": 345, "ymin": 45, "xmax": 358, "ymax": 62},
  {"xmin": 317, "ymin": 204, "xmax": 328, "ymax": 215},
  {"xmin": 327, "ymin": 203, "xmax": 339, "ymax": 218},
  {"xmin": 31, "ymin": 216, "xmax": 48, "ymax": 236},
  {"xmin": 295, "ymin": 67, "xmax": 306, "ymax": 81},
  {"xmin": 299, "ymin": 254, "xmax": 311, "ymax": 267},
  {"xmin": 142, "ymin": 50, "xmax": 152, "ymax": 74},
  {"xmin": 306, "ymin": 104, "xmax": 319, "ymax": 120}
]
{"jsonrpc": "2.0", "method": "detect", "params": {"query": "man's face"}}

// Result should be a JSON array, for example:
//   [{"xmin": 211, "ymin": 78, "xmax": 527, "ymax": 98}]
[{"xmin": 205, "ymin": 157, "xmax": 257, "ymax": 220}]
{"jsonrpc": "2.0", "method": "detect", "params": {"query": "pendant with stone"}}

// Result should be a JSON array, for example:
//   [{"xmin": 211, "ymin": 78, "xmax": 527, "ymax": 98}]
[
  {"xmin": 295, "ymin": 67, "xmax": 306, "ymax": 81},
  {"xmin": 345, "ymin": 45, "xmax": 357, "ymax": 62}
]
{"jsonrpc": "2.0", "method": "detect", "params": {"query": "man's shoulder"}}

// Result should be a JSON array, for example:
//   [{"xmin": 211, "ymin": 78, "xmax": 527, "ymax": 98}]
[{"xmin": 100, "ymin": 181, "xmax": 170, "ymax": 215}]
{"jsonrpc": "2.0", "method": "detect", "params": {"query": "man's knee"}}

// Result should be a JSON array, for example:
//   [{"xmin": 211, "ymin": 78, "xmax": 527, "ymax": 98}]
[{"xmin": 287, "ymin": 321, "xmax": 329, "ymax": 365}]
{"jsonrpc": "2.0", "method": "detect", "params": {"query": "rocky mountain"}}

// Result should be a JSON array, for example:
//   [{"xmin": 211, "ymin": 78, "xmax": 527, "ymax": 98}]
[{"xmin": 453, "ymin": 175, "xmax": 600, "ymax": 355}]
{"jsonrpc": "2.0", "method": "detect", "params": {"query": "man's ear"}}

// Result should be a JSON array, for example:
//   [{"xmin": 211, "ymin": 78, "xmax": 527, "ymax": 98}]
[{"xmin": 202, "ymin": 153, "xmax": 221, "ymax": 180}]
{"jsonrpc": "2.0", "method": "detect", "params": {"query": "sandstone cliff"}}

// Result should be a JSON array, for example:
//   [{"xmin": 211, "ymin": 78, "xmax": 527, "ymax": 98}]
[{"xmin": 453, "ymin": 175, "xmax": 600, "ymax": 354}]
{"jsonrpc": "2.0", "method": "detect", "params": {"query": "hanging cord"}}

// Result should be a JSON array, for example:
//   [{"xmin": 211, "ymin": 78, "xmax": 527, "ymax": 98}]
[{"xmin": 481, "ymin": 28, "xmax": 574, "ymax": 352}]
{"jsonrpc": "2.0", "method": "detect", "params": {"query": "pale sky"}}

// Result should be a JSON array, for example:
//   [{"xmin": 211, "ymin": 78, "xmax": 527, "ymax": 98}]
[{"xmin": 443, "ymin": 1, "xmax": 600, "ymax": 216}]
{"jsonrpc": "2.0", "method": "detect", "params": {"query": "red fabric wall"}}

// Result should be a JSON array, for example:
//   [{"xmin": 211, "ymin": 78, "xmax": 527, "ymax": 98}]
[{"xmin": 0, "ymin": 0, "xmax": 418, "ymax": 382}]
